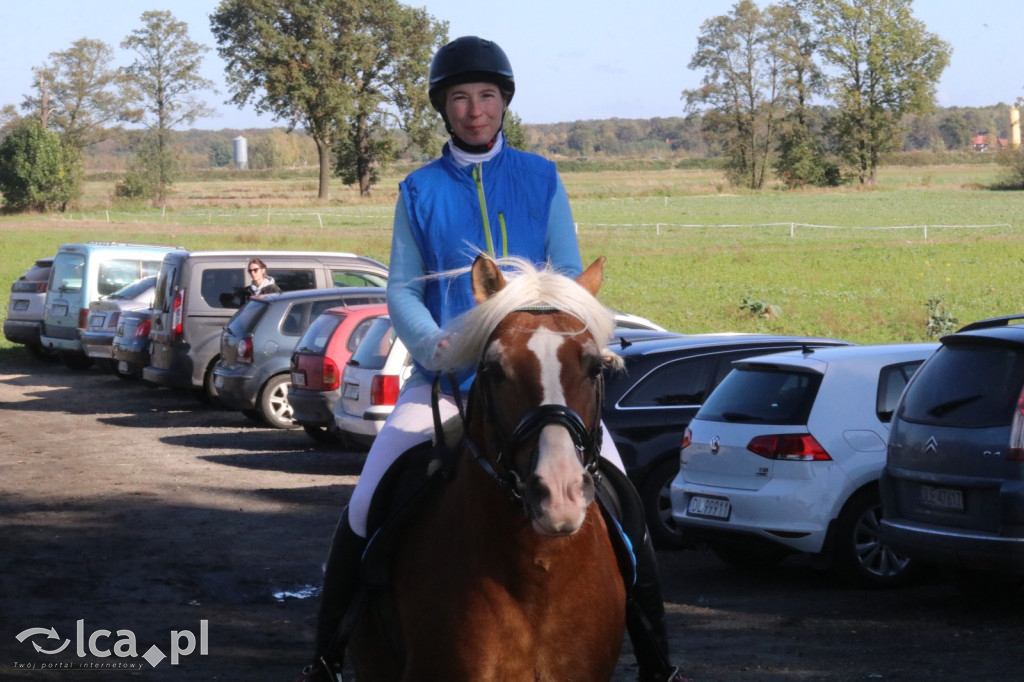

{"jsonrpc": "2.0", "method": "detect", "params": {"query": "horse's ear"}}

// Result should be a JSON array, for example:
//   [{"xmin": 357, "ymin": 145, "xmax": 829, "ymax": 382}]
[
  {"xmin": 471, "ymin": 255, "xmax": 506, "ymax": 303},
  {"xmin": 576, "ymin": 257, "xmax": 605, "ymax": 296}
]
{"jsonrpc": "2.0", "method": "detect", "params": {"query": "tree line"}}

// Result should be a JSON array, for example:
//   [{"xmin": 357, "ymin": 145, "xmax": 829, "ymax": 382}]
[{"xmin": 2, "ymin": 0, "xmax": 1022, "ymax": 213}]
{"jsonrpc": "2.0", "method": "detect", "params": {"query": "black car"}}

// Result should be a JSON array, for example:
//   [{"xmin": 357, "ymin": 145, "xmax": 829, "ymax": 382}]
[
  {"xmin": 603, "ymin": 332, "xmax": 852, "ymax": 548},
  {"xmin": 881, "ymin": 314, "xmax": 1024, "ymax": 587}
]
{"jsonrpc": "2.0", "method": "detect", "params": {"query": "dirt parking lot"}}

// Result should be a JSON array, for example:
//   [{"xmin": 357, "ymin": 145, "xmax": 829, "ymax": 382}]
[{"xmin": 2, "ymin": 348, "xmax": 1023, "ymax": 681}]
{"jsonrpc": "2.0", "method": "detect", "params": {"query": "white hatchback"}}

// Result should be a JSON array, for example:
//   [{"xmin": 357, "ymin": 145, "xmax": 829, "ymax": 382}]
[
  {"xmin": 671, "ymin": 343, "xmax": 937, "ymax": 587},
  {"xmin": 333, "ymin": 315, "xmax": 412, "ymax": 448}
]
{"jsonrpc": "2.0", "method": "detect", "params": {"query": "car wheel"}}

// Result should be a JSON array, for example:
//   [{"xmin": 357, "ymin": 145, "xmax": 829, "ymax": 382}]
[
  {"xmin": 640, "ymin": 458, "xmax": 688, "ymax": 550},
  {"xmin": 61, "ymin": 351, "xmax": 94, "ymax": 370},
  {"xmin": 198, "ymin": 361, "xmax": 223, "ymax": 405},
  {"xmin": 259, "ymin": 374, "xmax": 299, "ymax": 429},
  {"xmin": 833, "ymin": 488, "xmax": 917, "ymax": 588}
]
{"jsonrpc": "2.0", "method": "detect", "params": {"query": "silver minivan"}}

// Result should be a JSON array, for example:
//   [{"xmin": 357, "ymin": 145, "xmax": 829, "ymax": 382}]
[
  {"xmin": 41, "ymin": 242, "xmax": 183, "ymax": 368},
  {"xmin": 143, "ymin": 250, "xmax": 388, "ymax": 401}
]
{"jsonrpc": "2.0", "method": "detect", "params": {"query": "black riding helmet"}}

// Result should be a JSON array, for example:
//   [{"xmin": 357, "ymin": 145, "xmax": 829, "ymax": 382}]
[{"xmin": 428, "ymin": 36, "xmax": 515, "ymax": 115}]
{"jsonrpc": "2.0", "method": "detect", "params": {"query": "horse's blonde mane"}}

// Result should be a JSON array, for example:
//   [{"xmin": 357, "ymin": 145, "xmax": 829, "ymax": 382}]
[{"xmin": 434, "ymin": 257, "xmax": 617, "ymax": 373}]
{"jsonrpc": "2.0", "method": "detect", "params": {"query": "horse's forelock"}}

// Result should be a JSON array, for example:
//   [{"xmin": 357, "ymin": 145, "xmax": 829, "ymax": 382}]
[{"xmin": 434, "ymin": 258, "xmax": 615, "ymax": 372}]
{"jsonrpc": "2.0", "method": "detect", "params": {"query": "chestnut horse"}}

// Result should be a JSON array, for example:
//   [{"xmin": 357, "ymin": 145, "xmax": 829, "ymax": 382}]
[{"xmin": 348, "ymin": 255, "xmax": 627, "ymax": 681}]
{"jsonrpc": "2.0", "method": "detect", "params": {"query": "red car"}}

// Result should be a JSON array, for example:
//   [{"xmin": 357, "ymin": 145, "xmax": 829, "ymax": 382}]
[{"xmin": 288, "ymin": 302, "xmax": 388, "ymax": 444}]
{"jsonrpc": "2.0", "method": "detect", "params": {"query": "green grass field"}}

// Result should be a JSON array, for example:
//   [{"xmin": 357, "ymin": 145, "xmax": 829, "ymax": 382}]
[{"xmin": 2, "ymin": 162, "xmax": 1022, "ymax": 353}]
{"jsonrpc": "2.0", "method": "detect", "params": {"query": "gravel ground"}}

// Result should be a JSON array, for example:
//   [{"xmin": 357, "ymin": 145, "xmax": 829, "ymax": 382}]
[{"xmin": 2, "ymin": 349, "xmax": 1022, "ymax": 681}]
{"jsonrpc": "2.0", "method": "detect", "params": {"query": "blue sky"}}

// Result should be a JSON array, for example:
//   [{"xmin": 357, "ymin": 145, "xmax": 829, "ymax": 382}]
[{"xmin": 1, "ymin": 0, "xmax": 1021, "ymax": 129}]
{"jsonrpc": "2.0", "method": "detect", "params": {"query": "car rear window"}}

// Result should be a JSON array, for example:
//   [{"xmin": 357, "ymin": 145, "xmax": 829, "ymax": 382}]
[
  {"xmin": 50, "ymin": 253, "xmax": 86, "ymax": 293},
  {"xmin": 349, "ymin": 317, "xmax": 396, "ymax": 371},
  {"xmin": 696, "ymin": 366, "xmax": 822, "ymax": 425},
  {"xmin": 898, "ymin": 344, "xmax": 1024, "ymax": 428},
  {"xmin": 296, "ymin": 313, "xmax": 344, "ymax": 355},
  {"xmin": 226, "ymin": 300, "xmax": 270, "ymax": 336},
  {"xmin": 106, "ymin": 276, "xmax": 156, "ymax": 300}
]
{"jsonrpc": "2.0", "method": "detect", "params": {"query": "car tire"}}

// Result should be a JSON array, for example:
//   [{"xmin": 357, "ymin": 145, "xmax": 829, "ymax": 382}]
[
  {"xmin": 259, "ymin": 374, "xmax": 299, "ymax": 430},
  {"xmin": 640, "ymin": 458, "xmax": 688, "ymax": 550},
  {"xmin": 833, "ymin": 488, "xmax": 917, "ymax": 588}
]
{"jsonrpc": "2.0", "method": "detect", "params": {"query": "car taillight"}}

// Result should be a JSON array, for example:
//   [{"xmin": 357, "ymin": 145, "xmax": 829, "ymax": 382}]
[
  {"xmin": 1008, "ymin": 389, "xmax": 1024, "ymax": 461},
  {"xmin": 171, "ymin": 288, "xmax": 185, "ymax": 340},
  {"xmin": 107, "ymin": 312, "xmax": 120, "ymax": 329},
  {"xmin": 747, "ymin": 434, "xmax": 831, "ymax": 461},
  {"xmin": 77, "ymin": 308, "xmax": 89, "ymax": 330},
  {"xmin": 370, "ymin": 375, "xmax": 400, "ymax": 406},
  {"xmin": 322, "ymin": 358, "xmax": 340, "ymax": 391},
  {"xmin": 680, "ymin": 427, "xmax": 692, "ymax": 450},
  {"xmin": 134, "ymin": 319, "xmax": 151, "ymax": 338},
  {"xmin": 237, "ymin": 336, "xmax": 254, "ymax": 363}
]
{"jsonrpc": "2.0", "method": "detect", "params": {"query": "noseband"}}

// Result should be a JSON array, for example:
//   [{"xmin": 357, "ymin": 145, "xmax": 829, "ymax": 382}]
[{"xmin": 462, "ymin": 310, "xmax": 606, "ymax": 504}]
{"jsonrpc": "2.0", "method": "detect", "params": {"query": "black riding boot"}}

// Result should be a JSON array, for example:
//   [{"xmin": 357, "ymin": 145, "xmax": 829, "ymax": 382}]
[
  {"xmin": 629, "ymin": 528, "xmax": 683, "ymax": 682},
  {"xmin": 599, "ymin": 460, "xmax": 683, "ymax": 682},
  {"xmin": 299, "ymin": 507, "xmax": 366, "ymax": 682}
]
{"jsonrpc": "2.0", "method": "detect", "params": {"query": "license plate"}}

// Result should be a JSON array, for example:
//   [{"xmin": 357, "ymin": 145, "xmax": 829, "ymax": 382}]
[
  {"xmin": 52, "ymin": 303, "xmax": 68, "ymax": 317},
  {"xmin": 13, "ymin": 300, "xmax": 29, "ymax": 311},
  {"xmin": 687, "ymin": 495, "xmax": 732, "ymax": 520},
  {"xmin": 89, "ymin": 314, "xmax": 105, "ymax": 328},
  {"xmin": 919, "ymin": 484, "xmax": 964, "ymax": 511},
  {"xmin": 291, "ymin": 373, "xmax": 306, "ymax": 387},
  {"xmin": 343, "ymin": 382, "xmax": 359, "ymax": 400}
]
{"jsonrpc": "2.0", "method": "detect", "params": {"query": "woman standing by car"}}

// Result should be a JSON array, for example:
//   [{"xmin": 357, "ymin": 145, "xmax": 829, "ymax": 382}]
[{"xmin": 246, "ymin": 258, "xmax": 280, "ymax": 297}]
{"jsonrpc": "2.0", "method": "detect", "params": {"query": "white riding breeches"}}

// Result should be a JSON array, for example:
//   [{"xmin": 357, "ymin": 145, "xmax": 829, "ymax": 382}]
[{"xmin": 346, "ymin": 381, "xmax": 625, "ymax": 538}]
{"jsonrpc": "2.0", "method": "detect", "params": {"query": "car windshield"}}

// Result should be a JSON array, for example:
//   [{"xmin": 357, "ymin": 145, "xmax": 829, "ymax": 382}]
[
  {"xmin": 696, "ymin": 365, "xmax": 822, "ymax": 425},
  {"xmin": 898, "ymin": 343, "xmax": 1024, "ymax": 428}
]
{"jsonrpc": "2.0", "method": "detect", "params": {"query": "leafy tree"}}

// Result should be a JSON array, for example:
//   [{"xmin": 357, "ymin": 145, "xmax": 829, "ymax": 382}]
[
  {"xmin": 208, "ymin": 138, "xmax": 234, "ymax": 167},
  {"xmin": 22, "ymin": 38, "xmax": 139, "ymax": 150},
  {"xmin": 121, "ymin": 10, "xmax": 216, "ymax": 200},
  {"xmin": 806, "ymin": 0, "xmax": 951, "ymax": 184},
  {"xmin": 503, "ymin": 110, "xmax": 526, "ymax": 150},
  {"xmin": 211, "ymin": 0, "xmax": 446, "ymax": 198},
  {"xmin": 0, "ymin": 121, "xmax": 82, "ymax": 212},
  {"xmin": 683, "ymin": 0, "xmax": 789, "ymax": 189}
]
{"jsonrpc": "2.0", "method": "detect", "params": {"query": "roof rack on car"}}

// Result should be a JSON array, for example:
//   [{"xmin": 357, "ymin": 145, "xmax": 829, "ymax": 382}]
[{"xmin": 955, "ymin": 314, "xmax": 1024, "ymax": 333}]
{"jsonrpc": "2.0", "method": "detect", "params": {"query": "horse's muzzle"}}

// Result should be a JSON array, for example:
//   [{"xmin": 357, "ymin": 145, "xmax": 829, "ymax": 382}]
[{"xmin": 524, "ymin": 467, "xmax": 596, "ymax": 536}]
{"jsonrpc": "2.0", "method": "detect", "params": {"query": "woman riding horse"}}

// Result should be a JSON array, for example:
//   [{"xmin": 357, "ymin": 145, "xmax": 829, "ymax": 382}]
[{"xmin": 299, "ymin": 36, "xmax": 682, "ymax": 682}]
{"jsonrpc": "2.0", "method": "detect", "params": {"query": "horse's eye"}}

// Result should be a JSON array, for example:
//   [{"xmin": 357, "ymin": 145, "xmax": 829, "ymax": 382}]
[{"xmin": 586, "ymin": 356, "xmax": 603, "ymax": 380}]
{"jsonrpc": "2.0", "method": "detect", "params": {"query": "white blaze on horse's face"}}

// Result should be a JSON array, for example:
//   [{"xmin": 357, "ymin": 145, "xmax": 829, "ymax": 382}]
[{"xmin": 524, "ymin": 326, "xmax": 596, "ymax": 536}]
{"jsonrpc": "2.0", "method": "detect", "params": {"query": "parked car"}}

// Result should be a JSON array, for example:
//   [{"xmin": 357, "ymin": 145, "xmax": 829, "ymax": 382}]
[
  {"xmin": 881, "ymin": 315, "xmax": 1024, "ymax": 587},
  {"xmin": 671, "ymin": 343, "xmax": 937, "ymax": 587},
  {"xmin": 333, "ymin": 315, "xmax": 413, "ymax": 448},
  {"xmin": 80, "ymin": 276, "xmax": 157, "ymax": 371},
  {"xmin": 3, "ymin": 256, "xmax": 55, "ymax": 359},
  {"xmin": 213, "ymin": 288, "xmax": 386, "ymax": 428},
  {"xmin": 111, "ymin": 308, "xmax": 154, "ymax": 379},
  {"xmin": 603, "ymin": 333, "xmax": 853, "ymax": 549},
  {"xmin": 42, "ymin": 242, "xmax": 181, "ymax": 369},
  {"xmin": 144, "ymin": 249, "xmax": 388, "ymax": 401},
  {"xmin": 288, "ymin": 303, "xmax": 389, "ymax": 443}
]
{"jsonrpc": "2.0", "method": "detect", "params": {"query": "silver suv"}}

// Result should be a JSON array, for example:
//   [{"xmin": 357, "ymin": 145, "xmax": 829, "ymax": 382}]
[{"xmin": 882, "ymin": 314, "xmax": 1024, "ymax": 585}]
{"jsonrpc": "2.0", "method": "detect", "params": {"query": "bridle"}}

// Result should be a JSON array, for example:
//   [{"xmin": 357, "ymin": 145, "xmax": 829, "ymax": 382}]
[{"xmin": 453, "ymin": 309, "xmax": 606, "ymax": 504}]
